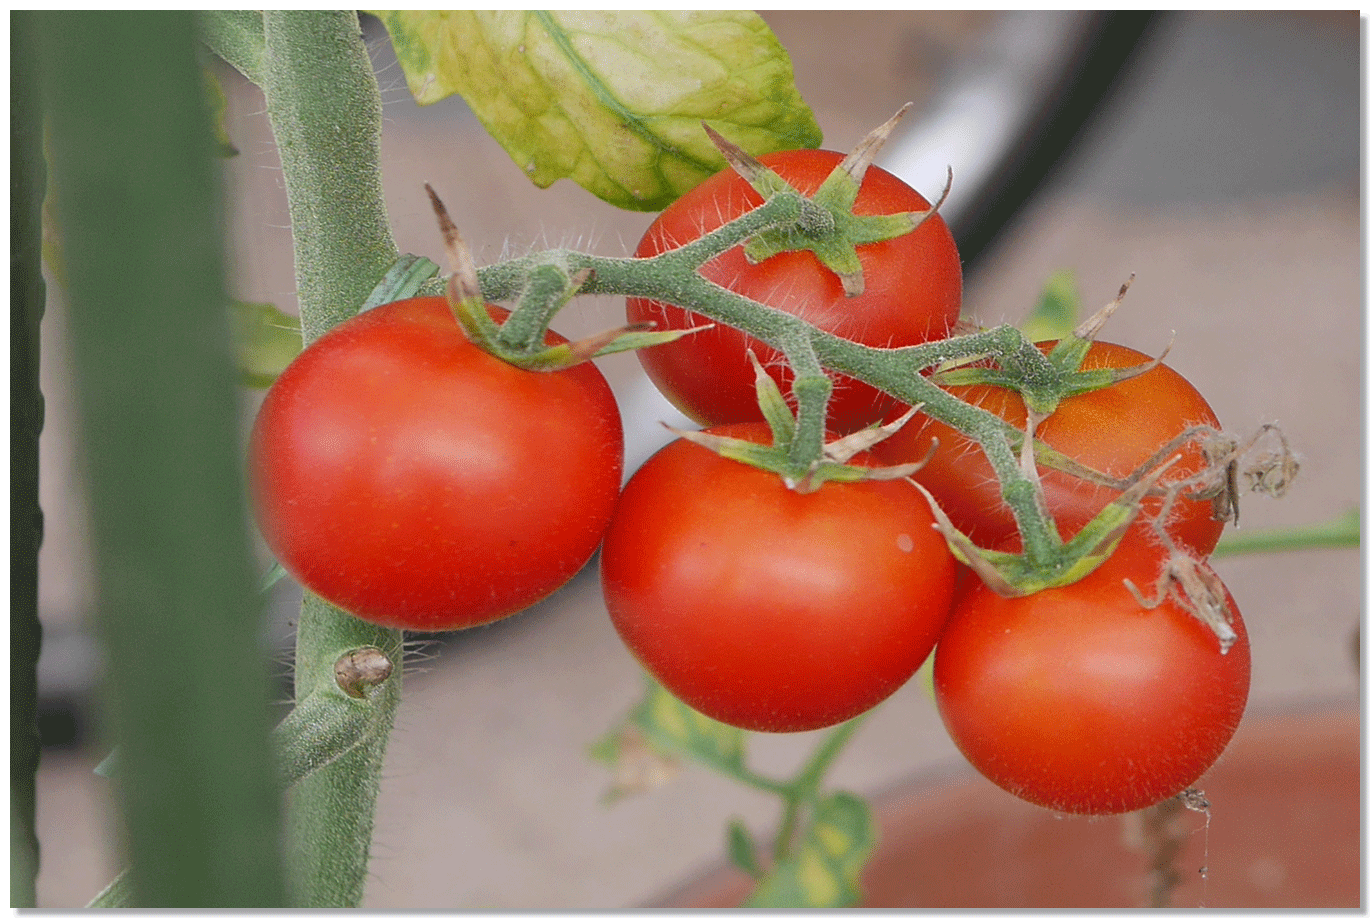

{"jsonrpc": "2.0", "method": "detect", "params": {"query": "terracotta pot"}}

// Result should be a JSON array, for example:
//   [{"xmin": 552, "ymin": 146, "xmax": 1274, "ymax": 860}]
[{"xmin": 651, "ymin": 706, "xmax": 1359, "ymax": 908}]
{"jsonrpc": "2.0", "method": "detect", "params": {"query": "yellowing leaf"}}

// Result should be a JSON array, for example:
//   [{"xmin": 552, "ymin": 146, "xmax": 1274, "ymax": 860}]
[
  {"xmin": 370, "ymin": 11, "xmax": 821, "ymax": 210},
  {"xmin": 745, "ymin": 792, "xmax": 875, "ymax": 908}
]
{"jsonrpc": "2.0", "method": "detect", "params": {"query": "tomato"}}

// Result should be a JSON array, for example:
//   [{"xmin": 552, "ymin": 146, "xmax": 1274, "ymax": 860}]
[
  {"xmin": 249, "ymin": 296, "xmax": 624, "ymax": 632},
  {"xmin": 872, "ymin": 339, "xmax": 1225, "ymax": 556},
  {"xmin": 600, "ymin": 423, "xmax": 957, "ymax": 733},
  {"xmin": 933, "ymin": 534, "xmax": 1250, "ymax": 815},
  {"xmin": 627, "ymin": 149, "xmax": 962, "ymax": 434}
]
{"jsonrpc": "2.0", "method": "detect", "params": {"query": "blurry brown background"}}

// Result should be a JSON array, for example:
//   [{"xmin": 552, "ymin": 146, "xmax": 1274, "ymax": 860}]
[{"xmin": 34, "ymin": 11, "xmax": 1359, "ymax": 908}]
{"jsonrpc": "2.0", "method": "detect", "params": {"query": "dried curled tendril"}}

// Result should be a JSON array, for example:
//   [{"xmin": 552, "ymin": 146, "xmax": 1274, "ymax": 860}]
[{"xmin": 1119, "ymin": 423, "xmax": 1299, "ymax": 653}]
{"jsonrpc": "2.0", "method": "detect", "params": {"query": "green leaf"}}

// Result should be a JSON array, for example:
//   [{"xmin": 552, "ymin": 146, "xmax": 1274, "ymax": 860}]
[
  {"xmin": 229, "ymin": 300, "xmax": 302, "ymax": 387},
  {"xmin": 745, "ymin": 792, "xmax": 876, "ymax": 908},
  {"xmin": 201, "ymin": 66, "xmax": 238, "ymax": 157},
  {"xmin": 370, "ymin": 11, "xmax": 822, "ymax": 211},
  {"xmin": 635, "ymin": 677, "xmax": 748, "ymax": 770},
  {"xmin": 1018, "ymin": 270, "xmax": 1081, "ymax": 343},
  {"xmin": 358, "ymin": 254, "xmax": 441, "ymax": 312},
  {"xmin": 727, "ymin": 819, "xmax": 764, "ymax": 879}
]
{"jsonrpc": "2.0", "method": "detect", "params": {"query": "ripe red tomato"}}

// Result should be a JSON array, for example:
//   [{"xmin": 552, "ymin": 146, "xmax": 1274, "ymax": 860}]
[
  {"xmin": 872, "ymin": 339, "xmax": 1225, "ymax": 556},
  {"xmin": 933, "ymin": 534, "xmax": 1250, "ymax": 815},
  {"xmin": 600, "ymin": 423, "xmax": 957, "ymax": 733},
  {"xmin": 249, "ymin": 296, "xmax": 624, "ymax": 632},
  {"xmin": 627, "ymin": 149, "xmax": 962, "ymax": 434}
]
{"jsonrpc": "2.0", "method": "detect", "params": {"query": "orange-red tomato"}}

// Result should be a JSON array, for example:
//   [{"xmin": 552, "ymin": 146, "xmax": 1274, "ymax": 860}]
[
  {"xmin": 934, "ymin": 534, "xmax": 1250, "ymax": 815},
  {"xmin": 250, "ymin": 297, "xmax": 624, "ymax": 632},
  {"xmin": 873, "ymin": 340, "xmax": 1225, "ymax": 556},
  {"xmin": 628, "ymin": 149, "xmax": 962, "ymax": 434},
  {"xmin": 601, "ymin": 423, "xmax": 957, "ymax": 732}
]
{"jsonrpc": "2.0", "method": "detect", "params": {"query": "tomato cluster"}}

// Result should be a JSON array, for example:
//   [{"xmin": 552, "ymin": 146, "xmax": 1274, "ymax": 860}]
[{"xmin": 249, "ymin": 148, "xmax": 1249, "ymax": 818}]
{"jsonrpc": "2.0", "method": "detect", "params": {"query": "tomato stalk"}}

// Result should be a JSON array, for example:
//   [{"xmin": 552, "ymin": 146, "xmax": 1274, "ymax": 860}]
[
  {"xmin": 203, "ymin": 10, "xmax": 407, "ymax": 907},
  {"xmin": 478, "ymin": 228, "xmax": 1084, "ymax": 576}
]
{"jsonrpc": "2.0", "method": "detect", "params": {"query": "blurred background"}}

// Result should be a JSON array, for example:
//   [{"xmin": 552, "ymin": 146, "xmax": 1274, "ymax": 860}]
[{"xmin": 34, "ymin": 11, "xmax": 1359, "ymax": 908}]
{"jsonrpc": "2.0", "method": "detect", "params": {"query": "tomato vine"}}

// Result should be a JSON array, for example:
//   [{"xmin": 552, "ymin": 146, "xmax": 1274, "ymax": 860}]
[{"xmin": 48, "ymin": 9, "xmax": 1330, "ymax": 910}]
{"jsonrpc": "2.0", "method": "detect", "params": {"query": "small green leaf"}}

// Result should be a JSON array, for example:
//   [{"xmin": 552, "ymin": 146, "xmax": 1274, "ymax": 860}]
[
  {"xmin": 229, "ymin": 300, "xmax": 302, "ymax": 387},
  {"xmin": 633, "ymin": 676, "xmax": 747, "ymax": 772},
  {"xmin": 727, "ymin": 819, "xmax": 765, "ymax": 879},
  {"xmin": 745, "ymin": 792, "xmax": 876, "ymax": 908},
  {"xmin": 359, "ymin": 254, "xmax": 441, "ymax": 313},
  {"xmin": 94, "ymin": 748, "xmax": 119, "ymax": 779},
  {"xmin": 747, "ymin": 350, "xmax": 797, "ymax": 447},
  {"xmin": 1019, "ymin": 270, "xmax": 1081, "ymax": 343},
  {"xmin": 259, "ymin": 561, "xmax": 289, "ymax": 592},
  {"xmin": 370, "ymin": 11, "xmax": 822, "ymax": 210},
  {"xmin": 202, "ymin": 65, "xmax": 238, "ymax": 157}
]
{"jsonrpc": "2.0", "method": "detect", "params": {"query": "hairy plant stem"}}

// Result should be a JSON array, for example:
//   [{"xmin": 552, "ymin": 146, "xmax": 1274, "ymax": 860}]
[
  {"xmin": 251, "ymin": 12, "xmax": 404, "ymax": 907},
  {"xmin": 476, "ymin": 194, "xmax": 1062, "ymax": 565}
]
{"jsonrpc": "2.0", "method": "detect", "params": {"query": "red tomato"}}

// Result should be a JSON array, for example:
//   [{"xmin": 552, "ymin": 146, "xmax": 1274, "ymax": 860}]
[
  {"xmin": 601, "ymin": 423, "xmax": 957, "ymax": 733},
  {"xmin": 933, "ymin": 534, "xmax": 1250, "ymax": 815},
  {"xmin": 872, "ymin": 340, "xmax": 1225, "ymax": 556},
  {"xmin": 627, "ymin": 149, "xmax": 962, "ymax": 434},
  {"xmin": 249, "ymin": 296, "xmax": 624, "ymax": 632}
]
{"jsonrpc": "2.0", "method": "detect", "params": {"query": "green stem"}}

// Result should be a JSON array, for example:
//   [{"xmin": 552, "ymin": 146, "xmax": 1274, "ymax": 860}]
[
  {"xmin": 478, "ymin": 218, "xmax": 1061, "ymax": 555},
  {"xmin": 198, "ymin": 11, "xmax": 266, "ymax": 85},
  {"xmin": 39, "ymin": 11, "xmax": 286, "ymax": 906},
  {"xmin": 260, "ymin": 10, "xmax": 399, "ymax": 345},
  {"xmin": 778, "ymin": 333, "xmax": 831, "ymax": 473},
  {"xmin": 11, "ymin": 11, "xmax": 46, "ymax": 908},
  {"xmin": 254, "ymin": 11, "xmax": 404, "ymax": 907},
  {"xmin": 1211, "ymin": 508, "xmax": 1360, "ymax": 558},
  {"xmin": 771, "ymin": 714, "xmax": 867, "ymax": 858}
]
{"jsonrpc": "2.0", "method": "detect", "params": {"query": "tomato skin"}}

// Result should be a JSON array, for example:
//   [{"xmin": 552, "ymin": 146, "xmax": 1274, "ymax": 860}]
[
  {"xmin": 249, "ymin": 296, "xmax": 624, "ymax": 632},
  {"xmin": 627, "ymin": 149, "xmax": 962, "ymax": 434},
  {"xmin": 933, "ymin": 536, "xmax": 1250, "ymax": 815},
  {"xmin": 872, "ymin": 340, "xmax": 1225, "ymax": 556},
  {"xmin": 601, "ymin": 423, "xmax": 957, "ymax": 733}
]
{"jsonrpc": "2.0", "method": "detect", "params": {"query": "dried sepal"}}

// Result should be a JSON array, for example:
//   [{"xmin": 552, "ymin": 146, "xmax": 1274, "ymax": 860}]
[
  {"xmin": 701, "ymin": 123, "xmax": 791, "ymax": 198},
  {"xmin": 424, "ymin": 183, "xmax": 501, "ymax": 349},
  {"xmin": 822, "ymin": 406, "xmax": 923, "ymax": 464},
  {"xmin": 1124, "ymin": 549, "xmax": 1239, "ymax": 653},
  {"xmin": 908, "ymin": 479, "xmax": 1026, "ymax": 596},
  {"xmin": 1070, "ymin": 275, "xmax": 1134, "ymax": 345},
  {"xmin": 594, "ymin": 724, "xmax": 681, "ymax": 804},
  {"xmin": 834, "ymin": 102, "xmax": 913, "ymax": 193}
]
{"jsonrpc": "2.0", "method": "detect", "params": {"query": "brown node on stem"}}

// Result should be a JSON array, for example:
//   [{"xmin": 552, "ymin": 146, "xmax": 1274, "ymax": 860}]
[{"xmin": 334, "ymin": 646, "xmax": 394, "ymax": 699}]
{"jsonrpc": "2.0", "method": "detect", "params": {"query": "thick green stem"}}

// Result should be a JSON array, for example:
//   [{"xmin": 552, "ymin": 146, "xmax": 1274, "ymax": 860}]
[
  {"xmin": 260, "ymin": 10, "xmax": 399, "ymax": 344},
  {"xmin": 11, "ymin": 12, "xmax": 46, "ymax": 908},
  {"xmin": 254, "ymin": 11, "xmax": 404, "ymax": 907},
  {"xmin": 198, "ymin": 11, "xmax": 266, "ymax": 85},
  {"xmin": 777, "ymin": 333, "xmax": 832, "ymax": 473},
  {"xmin": 39, "ymin": 11, "xmax": 286, "ymax": 906}
]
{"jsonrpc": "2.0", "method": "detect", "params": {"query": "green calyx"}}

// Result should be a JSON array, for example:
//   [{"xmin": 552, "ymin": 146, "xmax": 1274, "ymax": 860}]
[
  {"xmin": 424, "ymin": 184, "xmax": 705, "ymax": 372},
  {"xmin": 673, "ymin": 351, "xmax": 931, "ymax": 493},
  {"xmin": 705, "ymin": 104, "xmax": 947, "ymax": 297},
  {"xmin": 932, "ymin": 277, "xmax": 1165, "ymax": 416},
  {"xmin": 915, "ymin": 455, "xmax": 1183, "ymax": 597}
]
